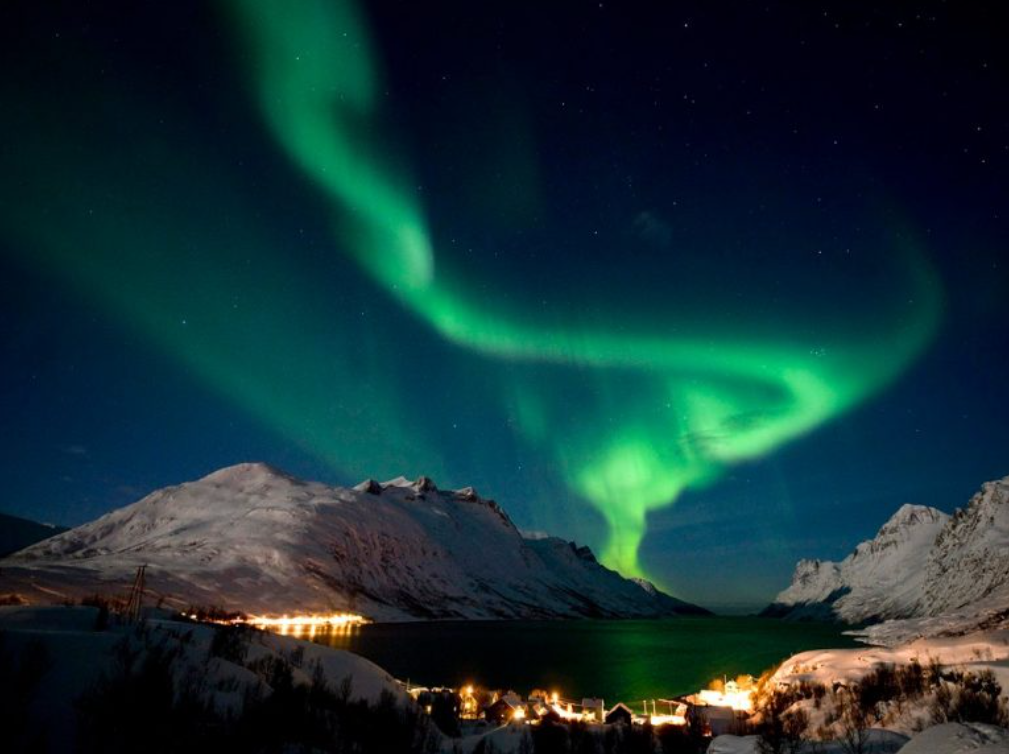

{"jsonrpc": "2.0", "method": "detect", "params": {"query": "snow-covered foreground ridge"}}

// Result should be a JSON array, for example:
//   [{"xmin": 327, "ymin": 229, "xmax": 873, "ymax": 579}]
[
  {"xmin": 0, "ymin": 462, "xmax": 705, "ymax": 620},
  {"xmin": 765, "ymin": 475, "xmax": 1009, "ymax": 631},
  {"xmin": 0, "ymin": 605, "xmax": 416, "ymax": 754},
  {"xmin": 771, "ymin": 629, "xmax": 1009, "ymax": 695},
  {"xmin": 710, "ymin": 629, "xmax": 1009, "ymax": 753}
]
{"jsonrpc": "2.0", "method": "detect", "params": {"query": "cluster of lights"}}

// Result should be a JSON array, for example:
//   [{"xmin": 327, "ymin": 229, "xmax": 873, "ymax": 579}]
[
  {"xmin": 696, "ymin": 687, "xmax": 754, "ymax": 713},
  {"xmin": 246, "ymin": 613, "xmax": 368, "ymax": 629},
  {"xmin": 549, "ymin": 701, "xmax": 583, "ymax": 721},
  {"xmin": 184, "ymin": 611, "xmax": 369, "ymax": 635},
  {"xmin": 420, "ymin": 678, "xmax": 752, "ymax": 730}
]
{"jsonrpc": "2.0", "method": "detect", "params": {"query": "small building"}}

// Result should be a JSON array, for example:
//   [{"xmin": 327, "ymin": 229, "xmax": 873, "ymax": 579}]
[
  {"xmin": 651, "ymin": 699, "xmax": 688, "ymax": 727},
  {"xmin": 501, "ymin": 690, "xmax": 523, "ymax": 707},
  {"xmin": 683, "ymin": 702, "xmax": 747, "ymax": 737},
  {"xmin": 414, "ymin": 689, "xmax": 434, "ymax": 713},
  {"xmin": 484, "ymin": 697, "xmax": 525, "ymax": 724},
  {"xmin": 605, "ymin": 702, "xmax": 634, "ymax": 726},
  {"xmin": 528, "ymin": 700, "xmax": 552, "ymax": 718},
  {"xmin": 702, "ymin": 705, "xmax": 740, "ymax": 736},
  {"xmin": 581, "ymin": 698, "xmax": 605, "ymax": 722},
  {"xmin": 459, "ymin": 685, "xmax": 480, "ymax": 719}
]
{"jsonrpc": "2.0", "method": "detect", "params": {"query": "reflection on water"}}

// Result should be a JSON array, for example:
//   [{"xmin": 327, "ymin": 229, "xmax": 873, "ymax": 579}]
[
  {"xmin": 290, "ymin": 617, "xmax": 857, "ymax": 702},
  {"xmin": 256, "ymin": 614, "xmax": 368, "ymax": 639},
  {"xmin": 275, "ymin": 620, "xmax": 364, "ymax": 639}
]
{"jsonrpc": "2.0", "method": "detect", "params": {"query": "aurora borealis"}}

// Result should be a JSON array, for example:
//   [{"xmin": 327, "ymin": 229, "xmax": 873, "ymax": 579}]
[
  {"xmin": 220, "ymin": 0, "xmax": 949, "ymax": 577},
  {"xmin": 2, "ymin": 1, "xmax": 1007, "ymax": 607}
]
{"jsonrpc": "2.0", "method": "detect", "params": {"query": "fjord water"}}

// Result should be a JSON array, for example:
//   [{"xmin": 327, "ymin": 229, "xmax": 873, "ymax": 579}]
[{"xmin": 308, "ymin": 617, "xmax": 857, "ymax": 702}]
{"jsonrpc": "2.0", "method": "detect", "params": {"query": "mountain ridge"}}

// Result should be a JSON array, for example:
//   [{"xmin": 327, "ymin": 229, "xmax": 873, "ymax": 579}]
[
  {"xmin": 0, "ymin": 462, "xmax": 707, "ymax": 620},
  {"xmin": 764, "ymin": 475, "xmax": 1009, "ymax": 629}
]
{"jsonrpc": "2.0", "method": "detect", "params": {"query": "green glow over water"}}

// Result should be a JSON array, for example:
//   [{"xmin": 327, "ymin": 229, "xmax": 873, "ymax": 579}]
[{"xmin": 306, "ymin": 617, "xmax": 861, "ymax": 702}]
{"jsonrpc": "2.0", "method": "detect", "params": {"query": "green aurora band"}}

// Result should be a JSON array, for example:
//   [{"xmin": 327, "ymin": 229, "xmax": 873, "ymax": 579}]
[
  {"xmin": 224, "ymin": 0, "xmax": 943, "ymax": 578},
  {"xmin": 0, "ymin": 0, "xmax": 942, "ymax": 584}
]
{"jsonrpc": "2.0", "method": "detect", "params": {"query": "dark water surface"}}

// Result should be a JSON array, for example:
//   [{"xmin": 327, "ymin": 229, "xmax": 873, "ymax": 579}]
[{"xmin": 307, "ymin": 617, "xmax": 857, "ymax": 702}]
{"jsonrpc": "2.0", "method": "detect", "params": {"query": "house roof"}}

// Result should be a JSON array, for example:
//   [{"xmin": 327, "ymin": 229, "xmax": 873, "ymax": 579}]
[{"xmin": 606, "ymin": 702, "xmax": 635, "ymax": 716}]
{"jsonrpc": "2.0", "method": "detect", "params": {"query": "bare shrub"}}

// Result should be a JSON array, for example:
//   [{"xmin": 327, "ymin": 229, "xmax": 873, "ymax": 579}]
[
  {"xmin": 755, "ymin": 689, "xmax": 808, "ymax": 754},
  {"xmin": 930, "ymin": 669, "xmax": 1009, "ymax": 727},
  {"xmin": 834, "ymin": 687, "xmax": 871, "ymax": 754},
  {"xmin": 208, "ymin": 623, "xmax": 252, "ymax": 664}
]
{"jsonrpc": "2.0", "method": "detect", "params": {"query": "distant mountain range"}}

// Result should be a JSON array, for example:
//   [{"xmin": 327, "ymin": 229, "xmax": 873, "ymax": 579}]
[
  {"xmin": 764, "ymin": 475, "xmax": 1009, "ymax": 629},
  {"xmin": 0, "ymin": 512, "xmax": 66, "ymax": 558},
  {"xmin": 0, "ymin": 463, "xmax": 706, "ymax": 620}
]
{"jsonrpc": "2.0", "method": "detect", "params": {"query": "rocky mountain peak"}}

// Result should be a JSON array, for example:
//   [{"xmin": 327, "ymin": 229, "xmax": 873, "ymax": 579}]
[
  {"xmin": 923, "ymin": 475, "xmax": 1009, "ymax": 616},
  {"xmin": 792, "ymin": 558, "xmax": 839, "ymax": 583},
  {"xmin": 766, "ymin": 475, "xmax": 1008, "ymax": 626},
  {"xmin": 857, "ymin": 504, "xmax": 948, "ymax": 557},
  {"xmin": 199, "ymin": 462, "xmax": 301, "ymax": 489},
  {"xmin": 411, "ymin": 476, "xmax": 438, "ymax": 493},
  {"xmin": 880, "ymin": 503, "xmax": 946, "ymax": 532},
  {"xmin": 354, "ymin": 479, "xmax": 383, "ymax": 495}
]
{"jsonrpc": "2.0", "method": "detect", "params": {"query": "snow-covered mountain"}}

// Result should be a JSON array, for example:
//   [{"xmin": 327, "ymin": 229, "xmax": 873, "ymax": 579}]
[
  {"xmin": 765, "ymin": 475, "xmax": 1009, "ymax": 626},
  {"xmin": 0, "ymin": 463, "xmax": 705, "ymax": 620},
  {"xmin": 923, "ymin": 477, "xmax": 1009, "ymax": 616}
]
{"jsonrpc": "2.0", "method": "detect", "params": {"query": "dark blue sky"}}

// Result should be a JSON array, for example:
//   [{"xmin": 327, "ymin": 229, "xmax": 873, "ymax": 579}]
[{"xmin": 1, "ymin": 1, "xmax": 1006, "ymax": 610}]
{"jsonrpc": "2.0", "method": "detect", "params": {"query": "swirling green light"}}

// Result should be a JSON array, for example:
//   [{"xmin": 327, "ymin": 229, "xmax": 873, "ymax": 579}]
[
  {"xmin": 0, "ymin": 0, "xmax": 942, "ymax": 589},
  {"xmin": 224, "ymin": 0, "xmax": 941, "ymax": 578}
]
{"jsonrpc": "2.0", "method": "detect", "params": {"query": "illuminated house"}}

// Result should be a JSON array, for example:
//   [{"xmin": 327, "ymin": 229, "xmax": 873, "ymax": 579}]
[
  {"xmin": 581, "ymin": 698, "xmax": 605, "ymax": 722},
  {"xmin": 650, "ymin": 699, "xmax": 688, "ymax": 727},
  {"xmin": 679, "ymin": 690, "xmax": 753, "ymax": 737},
  {"xmin": 459, "ymin": 685, "xmax": 481, "ymax": 719},
  {"xmin": 484, "ymin": 697, "xmax": 526, "ymax": 724},
  {"xmin": 604, "ymin": 702, "xmax": 634, "ymax": 726}
]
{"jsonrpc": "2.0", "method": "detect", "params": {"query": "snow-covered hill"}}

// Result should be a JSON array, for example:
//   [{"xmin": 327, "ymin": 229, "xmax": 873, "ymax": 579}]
[
  {"xmin": 765, "ymin": 475, "xmax": 1009, "ymax": 629},
  {"xmin": 707, "ymin": 628, "xmax": 1009, "ymax": 753},
  {"xmin": 0, "ymin": 605, "xmax": 409, "ymax": 753},
  {"xmin": 0, "ymin": 463, "xmax": 704, "ymax": 620}
]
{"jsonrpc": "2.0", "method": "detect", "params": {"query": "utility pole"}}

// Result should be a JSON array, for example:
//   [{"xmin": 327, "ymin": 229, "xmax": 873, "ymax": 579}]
[{"xmin": 126, "ymin": 564, "xmax": 147, "ymax": 622}]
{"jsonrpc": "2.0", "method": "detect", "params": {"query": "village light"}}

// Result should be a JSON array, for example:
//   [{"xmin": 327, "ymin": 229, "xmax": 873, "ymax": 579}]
[
  {"xmin": 184, "ymin": 611, "xmax": 370, "ymax": 631},
  {"xmin": 246, "ymin": 612, "xmax": 369, "ymax": 629},
  {"xmin": 696, "ymin": 679, "xmax": 755, "ymax": 713}
]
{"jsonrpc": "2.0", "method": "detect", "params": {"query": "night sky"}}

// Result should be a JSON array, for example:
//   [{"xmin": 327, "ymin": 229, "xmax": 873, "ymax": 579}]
[{"xmin": 1, "ymin": 1, "xmax": 1006, "ymax": 610}]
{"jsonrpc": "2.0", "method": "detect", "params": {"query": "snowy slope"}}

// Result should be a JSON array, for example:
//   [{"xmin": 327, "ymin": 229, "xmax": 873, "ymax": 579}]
[
  {"xmin": 705, "ymin": 629, "xmax": 1009, "ymax": 754},
  {"xmin": 765, "ymin": 504, "xmax": 949, "ymax": 623},
  {"xmin": 708, "ymin": 730, "xmax": 911, "ymax": 753},
  {"xmin": 766, "ymin": 475, "xmax": 1009, "ymax": 631},
  {"xmin": 924, "ymin": 478, "xmax": 1009, "ymax": 616},
  {"xmin": 0, "ymin": 605, "xmax": 407, "ymax": 753},
  {"xmin": 0, "ymin": 463, "xmax": 704, "ymax": 620},
  {"xmin": 747, "ymin": 630, "xmax": 1009, "ymax": 751}
]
